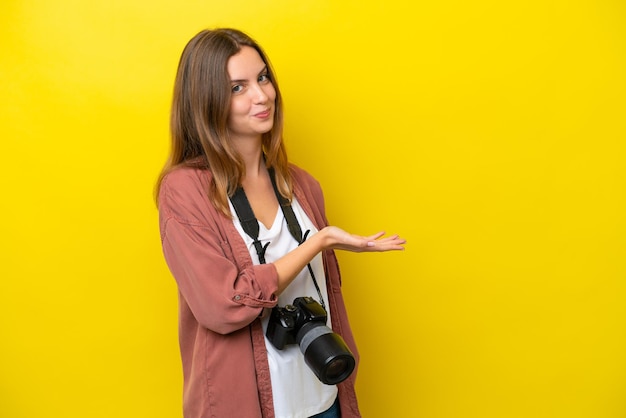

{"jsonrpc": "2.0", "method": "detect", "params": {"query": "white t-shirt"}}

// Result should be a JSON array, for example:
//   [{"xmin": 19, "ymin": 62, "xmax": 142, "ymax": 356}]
[{"xmin": 229, "ymin": 197, "xmax": 338, "ymax": 418}]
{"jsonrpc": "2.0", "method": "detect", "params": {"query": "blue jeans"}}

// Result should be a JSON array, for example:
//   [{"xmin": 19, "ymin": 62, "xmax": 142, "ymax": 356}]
[{"xmin": 310, "ymin": 397, "xmax": 340, "ymax": 418}]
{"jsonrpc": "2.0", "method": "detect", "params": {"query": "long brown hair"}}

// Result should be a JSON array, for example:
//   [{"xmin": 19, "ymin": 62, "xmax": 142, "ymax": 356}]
[{"xmin": 155, "ymin": 28, "xmax": 291, "ymax": 216}]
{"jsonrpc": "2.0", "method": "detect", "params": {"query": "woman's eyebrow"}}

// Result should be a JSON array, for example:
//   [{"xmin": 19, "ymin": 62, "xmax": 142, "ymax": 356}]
[{"xmin": 230, "ymin": 65, "xmax": 268, "ymax": 83}]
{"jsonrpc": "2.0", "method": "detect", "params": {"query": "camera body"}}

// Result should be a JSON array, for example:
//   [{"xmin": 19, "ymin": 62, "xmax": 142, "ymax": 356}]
[
  {"xmin": 266, "ymin": 296, "xmax": 356, "ymax": 385},
  {"xmin": 266, "ymin": 296, "xmax": 327, "ymax": 349}
]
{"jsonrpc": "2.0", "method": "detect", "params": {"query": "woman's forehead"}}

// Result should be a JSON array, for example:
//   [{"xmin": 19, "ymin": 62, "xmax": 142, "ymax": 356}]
[{"xmin": 227, "ymin": 46, "xmax": 266, "ymax": 81}]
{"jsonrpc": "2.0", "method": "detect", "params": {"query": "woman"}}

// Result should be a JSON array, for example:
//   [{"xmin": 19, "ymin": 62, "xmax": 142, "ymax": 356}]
[{"xmin": 156, "ymin": 28, "xmax": 405, "ymax": 418}]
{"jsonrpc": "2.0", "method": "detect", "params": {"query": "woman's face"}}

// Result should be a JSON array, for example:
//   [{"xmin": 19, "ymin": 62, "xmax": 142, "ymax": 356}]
[{"xmin": 226, "ymin": 46, "xmax": 276, "ymax": 142}]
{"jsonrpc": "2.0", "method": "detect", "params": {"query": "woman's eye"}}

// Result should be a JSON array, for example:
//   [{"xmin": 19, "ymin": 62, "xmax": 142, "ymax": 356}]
[
  {"xmin": 258, "ymin": 74, "xmax": 270, "ymax": 83},
  {"xmin": 231, "ymin": 84, "xmax": 243, "ymax": 93}
]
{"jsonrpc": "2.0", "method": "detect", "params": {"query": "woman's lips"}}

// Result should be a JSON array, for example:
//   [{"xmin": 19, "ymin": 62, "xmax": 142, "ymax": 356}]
[{"xmin": 253, "ymin": 109, "xmax": 271, "ymax": 118}]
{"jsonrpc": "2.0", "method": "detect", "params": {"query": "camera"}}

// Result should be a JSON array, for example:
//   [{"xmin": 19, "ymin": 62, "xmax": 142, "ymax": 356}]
[{"xmin": 266, "ymin": 296, "xmax": 355, "ymax": 385}]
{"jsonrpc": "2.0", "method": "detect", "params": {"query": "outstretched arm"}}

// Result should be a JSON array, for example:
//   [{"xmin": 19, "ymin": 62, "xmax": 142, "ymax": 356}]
[{"xmin": 273, "ymin": 226, "xmax": 405, "ymax": 295}]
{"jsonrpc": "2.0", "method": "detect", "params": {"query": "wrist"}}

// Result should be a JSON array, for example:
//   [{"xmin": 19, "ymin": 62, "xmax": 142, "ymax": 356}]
[{"xmin": 316, "ymin": 227, "xmax": 333, "ymax": 251}]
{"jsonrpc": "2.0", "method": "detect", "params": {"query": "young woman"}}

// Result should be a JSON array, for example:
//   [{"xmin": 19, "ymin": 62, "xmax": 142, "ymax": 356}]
[{"xmin": 156, "ymin": 28, "xmax": 405, "ymax": 418}]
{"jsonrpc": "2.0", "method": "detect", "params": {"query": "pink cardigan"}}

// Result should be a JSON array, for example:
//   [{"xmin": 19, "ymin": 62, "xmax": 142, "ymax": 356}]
[{"xmin": 159, "ymin": 164, "xmax": 361, "ymax": 418}]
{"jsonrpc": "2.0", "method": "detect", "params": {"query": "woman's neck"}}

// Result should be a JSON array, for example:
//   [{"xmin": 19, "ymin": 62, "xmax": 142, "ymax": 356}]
[{"xmin": 234, "ymin": 136, "xmax": 264, "ymax": 178}]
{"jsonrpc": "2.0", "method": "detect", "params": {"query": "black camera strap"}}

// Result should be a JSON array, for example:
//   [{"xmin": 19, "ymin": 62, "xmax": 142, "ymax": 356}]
[
  {"xmin": 230, "ymin": 186, "xmax": 270, "ymax": 264},
  {"xmin": 229, "ymin": 167, "xmax": 326, "ymax": 309}
]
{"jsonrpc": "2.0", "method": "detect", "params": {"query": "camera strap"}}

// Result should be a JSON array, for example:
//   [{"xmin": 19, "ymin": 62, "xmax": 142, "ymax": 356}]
[
  {"xmin": 230, "ymin": 186, "xmax": 270, "ymax": 264},
  {"xmin": 229, "ymin": 167, "xmax": 326, "ymax": 309}
]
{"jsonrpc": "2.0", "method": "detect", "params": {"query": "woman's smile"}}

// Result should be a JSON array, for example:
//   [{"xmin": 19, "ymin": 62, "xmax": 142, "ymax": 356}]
[{"xmin": 253, "ymin": 109, "xmax": 272, "ymax": 119}]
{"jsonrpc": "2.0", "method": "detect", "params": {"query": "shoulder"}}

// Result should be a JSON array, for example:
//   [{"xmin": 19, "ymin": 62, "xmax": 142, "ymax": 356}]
[
  {"xmin": 161, "ymin": 165, "xmax": 212, "ymax": 189},
  {"xmin": 158, "ymin": 166, "xmax": 216, "ymax": 226},
  {"xmin": 288, "ymin": 163, "xmax": 326, "ymax": 214},
  {"xmin": 288, "ymin": 163, "xmax": 321, "ymax": 192},
  {"xmin": 159, "ymin": 166, "xmax": 212, "ymax": 206}
]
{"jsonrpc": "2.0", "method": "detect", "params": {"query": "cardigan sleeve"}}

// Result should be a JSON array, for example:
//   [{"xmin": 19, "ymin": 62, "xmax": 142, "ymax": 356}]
[{"xmin": 159, "ymin": 169, "xmax": 279, "ymax": 335}]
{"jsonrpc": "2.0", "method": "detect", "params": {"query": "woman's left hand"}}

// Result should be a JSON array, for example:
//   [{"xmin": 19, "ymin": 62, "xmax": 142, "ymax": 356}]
[{"xmin": 321, "ymin": 226, "xmax": 406, "ymax": 253}]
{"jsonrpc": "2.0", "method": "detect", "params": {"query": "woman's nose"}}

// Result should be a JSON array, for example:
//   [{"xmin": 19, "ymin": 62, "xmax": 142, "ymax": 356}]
[{"xmin": 251, "ymin": 83, "xmax": 269, "ymax": 103}]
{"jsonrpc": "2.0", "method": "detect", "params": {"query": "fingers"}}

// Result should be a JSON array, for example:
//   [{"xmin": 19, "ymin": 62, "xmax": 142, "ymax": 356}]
[
  {"xmin": 365, "ymin": 233, "xmax": 406, "ymax": 251},
  {"xmin": 323, "ymin": 227, "xmax": 406, "ymax": 252},
  {"xmin": 364, "ymin": 231, "xmax": 386, "ymax": 241}
]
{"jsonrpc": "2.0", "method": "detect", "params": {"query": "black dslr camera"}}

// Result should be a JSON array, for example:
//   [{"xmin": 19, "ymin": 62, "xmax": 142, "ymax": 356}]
[{"xmin": 266, "ymin": 296, "xmax": 355, "ymax": 385}]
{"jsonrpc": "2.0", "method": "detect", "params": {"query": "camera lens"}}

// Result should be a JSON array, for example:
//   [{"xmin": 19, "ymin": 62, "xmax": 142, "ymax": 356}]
[
  {"xmin": 297, "ymin": 322, "xmax": 355, "ymax": 385},
  {"xmin": 325, "ymin": 356, "xmax": 350, "ymax": 382}
]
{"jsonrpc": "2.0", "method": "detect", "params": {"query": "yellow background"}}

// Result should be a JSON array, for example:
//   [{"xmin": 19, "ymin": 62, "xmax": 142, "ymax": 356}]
[{"xmin": 1, "ymin": 1, "xmax": 625, "ymax": 417}]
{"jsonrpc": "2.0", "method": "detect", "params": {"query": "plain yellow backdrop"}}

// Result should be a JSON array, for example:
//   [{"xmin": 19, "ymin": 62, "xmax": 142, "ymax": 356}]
[{"xmin": 1, "ymin": 1, "xmax": 625, "ymax": 417}]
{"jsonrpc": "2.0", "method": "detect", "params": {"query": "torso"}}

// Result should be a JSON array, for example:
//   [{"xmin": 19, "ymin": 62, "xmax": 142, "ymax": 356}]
[{"xmin": 241, "ymin": 170, "xmax": 279, "ymax": 229}]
